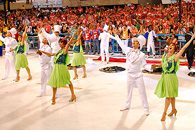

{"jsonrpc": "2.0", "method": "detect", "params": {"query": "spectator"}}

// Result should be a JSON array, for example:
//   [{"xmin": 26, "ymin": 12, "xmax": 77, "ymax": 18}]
[
  {"xmin": 121, "ymin": 25, "xmax": 131, "ymax": 54},
  {"xmin": 176, "ymin": 23, "xmax": 186, "ymax": 49},
  {"xmin": 83, "ymin": 26, "xmax": 92, "ymax": 54},
  {"xmin": 130, "ymin": 25, "xmax": 138, "ymax": 37},
  {"xmin": 147, "ymin": 25, "xmax": 157, "ymax": 58},
  {"xmin": 91, "ymin": 24, "xmax": 100, "ymax": 55}
]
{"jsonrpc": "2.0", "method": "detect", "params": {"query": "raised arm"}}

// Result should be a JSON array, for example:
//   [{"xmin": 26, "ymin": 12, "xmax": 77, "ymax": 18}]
[
  {"xmin": 41, "ymin": 27, "xmax": 51, "ymax": 39},
  {"xmin": 39, "ymin": 50, "xmax": 56, "ymax": 56},
  {"xmin": 108, "ymin": 33, "xmax": 116, "ymax": 40},
  {"xmin": 38, "ymin": 28, "xmax": 44, "ymax": 47},
  {"xmin": 64, "ymin": 31, "xmax": 77, "ymax": 54},
  {"xmin": 76, "ymin": 31, "xmax": 83, "ymax": 46},
  {"xmin": 175, "ymin": 33, "xmax": 195, "ymax": 61},
  {"xmin": 21, "ymin": 26, "xmax": 28, "ymax": 46}
]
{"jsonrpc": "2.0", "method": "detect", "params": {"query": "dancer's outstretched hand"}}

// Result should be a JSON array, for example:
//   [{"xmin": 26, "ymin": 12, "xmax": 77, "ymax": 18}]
[
  {"xmin": 192, "ymin": 32, "xmax": 195, "ymax": 39},
  {"xmin": 37, "ymin": 50, "xmax": 42, "ymax": 55}
]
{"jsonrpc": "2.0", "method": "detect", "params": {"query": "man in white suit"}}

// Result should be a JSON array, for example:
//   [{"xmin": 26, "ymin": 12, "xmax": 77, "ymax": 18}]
[
  {"xmin": 41, "ymin": 25, "xmax": 61, "ymax": 97},
  {"xmin": 0, "ymin": 28, "xmax": 17, "ymax": 80},
  {"xmin": 113, "ymin": 29, "xmax": 150, "ymax": 116},
  {"xmin": 41, "ymin": 25, "xmax": 61, "ymax": 67},
  {"xmin": 37, "ymin": 30, "xmax": 52, "ymax": 96},
  {"xmin": 99, "ymin": 25, "xmax": 116, "ymax": 64}
]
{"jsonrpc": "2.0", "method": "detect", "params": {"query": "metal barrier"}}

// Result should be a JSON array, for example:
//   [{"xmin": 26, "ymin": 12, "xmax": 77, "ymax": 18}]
[
  {"xmin": 27, "ymin": 33, "xmax": 187, "ymax": 55},
  {"xmin": 27, "ymin": 33, "xmax": 71, "ymax": 49}
]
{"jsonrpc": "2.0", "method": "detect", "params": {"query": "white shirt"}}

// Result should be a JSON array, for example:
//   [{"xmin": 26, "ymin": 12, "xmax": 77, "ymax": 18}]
[
  {"xmin": 115, "ymin": 35, "xmax": 150, "ymax": 73},
  {"xmin": 41, "ymin": 28, "xmax": 61, "ymax": 53},
  {"xmin": 0, "ymin": 36, "xmax": 17, "ymax": 55},
  {"xmin": 148, "ymin": 30, "xmax": 156, "ymax": 44},
  {"xmin": 38, "ymin": 34, "xmax": 52, "ymax": 69},
  {"xmin": 98, "ymin": 31, "xmax": 115, "ymax": 47}
]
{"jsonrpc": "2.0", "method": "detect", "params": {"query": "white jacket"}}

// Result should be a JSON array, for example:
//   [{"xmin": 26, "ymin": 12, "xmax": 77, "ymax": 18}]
[
  {"xmin": 38, "ymin": 34, "xmax": 52, "ymax": 69},
  {"xmin": 41, "ymin": 28, "xmax": 61, "ymax": 53},
  {"xmin": 99, "ymin": 31, "xmax": 115, "ymax": 48},
  {"xmin": 0, "ymin": 35, "xmax": 17, "ymax": 55},
  {"xmin": 115, "ymin": 35, "xmax": 150, "ymax": 74}
]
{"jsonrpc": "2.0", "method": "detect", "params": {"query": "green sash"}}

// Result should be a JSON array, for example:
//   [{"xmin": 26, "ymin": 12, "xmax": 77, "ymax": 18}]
[{"xmin": 53, "ymin": 49, "xmax": 70, "ymax": 65}]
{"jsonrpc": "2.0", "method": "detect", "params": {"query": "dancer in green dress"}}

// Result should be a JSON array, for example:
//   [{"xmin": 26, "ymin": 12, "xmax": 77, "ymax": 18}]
[
  {"xmin": 38, "ymin": 32, "xmax": 77, "ymax": 105},
  {"xmin": 71, "ymin": 31, "xmax": 87, "ymax": 80},
  {"xmin": 10, "ymin": 26, "xmax": 32, "ymax": 82},
  {"xmin": 152, "ymin": 33, "xmax": 195, "ymax": 121}
]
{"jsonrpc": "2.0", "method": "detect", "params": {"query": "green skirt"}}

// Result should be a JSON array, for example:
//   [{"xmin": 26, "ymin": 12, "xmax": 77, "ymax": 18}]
[
  {"xmin": 154, "ymin": 73, "xmax": 178, "ymax": 98},
  {"xmin": 47, "ymin": 64, "xmax": 71, "ymax": 88},
  {"xmin": 15, "ymin": 53, "xmax": 28, "ymax": 70},
  {"xmin": 71, "ymin": 53, "xmax": 86, "ymax": 66}
]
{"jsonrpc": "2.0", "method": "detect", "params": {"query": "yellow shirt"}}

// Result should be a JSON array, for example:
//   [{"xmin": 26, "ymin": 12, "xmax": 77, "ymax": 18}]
[
  {"xmin": 22, "ymin": 7, "xmax": 26, "ymax": 10},
  {"xmin": 122, "ymin": 29, "xmax": 129, "ymax": 39},
  {"xmin": 0, "ymin": 33, "xmax": 2, "ymax": 46},
  {"xmin": 3, "ymin": 27, "xmax": 8, "ymax": 33}
]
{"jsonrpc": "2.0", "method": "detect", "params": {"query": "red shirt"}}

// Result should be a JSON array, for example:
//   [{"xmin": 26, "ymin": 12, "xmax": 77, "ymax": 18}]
[
  {"xmin": 146, "ymin": 5, "xmax": 151, "ymax": 9},
  {"xmin": 116, "ymin": 19, "xmax": 121, "ymax": 25},
  {"xmin": 168, "ymin": 38, "xmax": 178, "ymax": 45},
  {"xmin": 61, "ymin": 14, "xmax": 66, "ymax": 20},
  {"xmin": 84, "ymin": 31, "xmax": 91, "ymax": 41},
  {"xmin": 92, "ymin": 29, "xmax": 99, "ymax": 39},
  {"xmin": 130, "ymin": 5, "xmax": 135, "ymax": 10},
  {"xmin": 145, "ymin": 17, "xmax": 151, "ymax": 23},
  {"xmin": 37, "ymin": 20, "xmax": 43, "ymax": 26},
  {"xmin": 31, "ymin": 19, "xmax": 35, "ymax": 23},
  {"xmin": 78, "ymin": 8, "xmax": 83, "ymax": 13},
  {"xmin": 93, "ymin": 13, "xmax": 98, "ymax": 19}
]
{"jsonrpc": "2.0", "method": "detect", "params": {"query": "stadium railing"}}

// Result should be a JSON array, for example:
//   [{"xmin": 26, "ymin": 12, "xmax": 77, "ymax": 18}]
[{"xmin": 27, "ymin": 33, "xmax": 186, "ymax": 55}]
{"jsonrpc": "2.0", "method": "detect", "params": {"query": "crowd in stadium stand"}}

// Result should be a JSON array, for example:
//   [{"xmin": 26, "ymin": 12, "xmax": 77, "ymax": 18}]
[{"xmin": 0, "ymin": 1, "xmax": 195, "ymax": 54}]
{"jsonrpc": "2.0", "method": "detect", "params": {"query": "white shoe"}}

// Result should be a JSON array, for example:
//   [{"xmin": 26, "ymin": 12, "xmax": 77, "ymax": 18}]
[
  {"xmin": 120, "ymin": 107, "xmax": 129, "ymax": 111},
  {"xmin": 145, "ymin": 111, "xmax": 150, "ymax": 116}
]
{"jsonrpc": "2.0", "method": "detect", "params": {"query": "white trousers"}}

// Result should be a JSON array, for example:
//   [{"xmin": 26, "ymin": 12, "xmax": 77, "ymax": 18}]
[
  {"xmin": 25, "ymin": 42, "xmax": 29, "ymax": 54},
  {"xmin": 4, "ymin": 54, "xmax": 16, "ymax": 78},
  {"xmin": 40, "ymin": 64, "xmax": 58, "ymax": 97},
  {"xmin": 51, "ymin": 56, "xmax": 54, "ymax": 67},
  {"xmin": 101, "ymin": 45, "xmax": 109, "ymax": 62},
  {"xmin": 122, "ymin": 39, "xmax": 128, "ymax": 53},
  {"xmin": 41, "ymin": 65, "xmax": 52, "ymax": 95},
  {"xmin": 147, "ymin": 42, "xmax": 155, "ymax": 55},
  {"xmin": 124, "ymin": 72, "xmax": 149, "ymax": 111}
]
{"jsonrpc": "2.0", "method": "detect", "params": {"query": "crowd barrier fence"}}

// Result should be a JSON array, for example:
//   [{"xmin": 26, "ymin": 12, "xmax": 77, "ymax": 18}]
[{"xmin": 27, "ymin": 33, "xmax": 187, "ymax": 55}]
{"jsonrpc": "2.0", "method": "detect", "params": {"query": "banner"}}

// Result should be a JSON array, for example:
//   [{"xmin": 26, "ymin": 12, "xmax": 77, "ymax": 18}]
[
  {"xmin": 33, "ymin": 0, "xmax": 62, "ymax": 8},
  {"xmin": 162, "ymin": 0, "xmax": 191, "ymax": 4}
]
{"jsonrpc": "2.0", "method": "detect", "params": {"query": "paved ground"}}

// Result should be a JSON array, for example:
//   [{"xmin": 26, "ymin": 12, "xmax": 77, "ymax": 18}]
[{"xmin": 0, "ymin": 51, "xmax": 195, "ymax": 130}]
